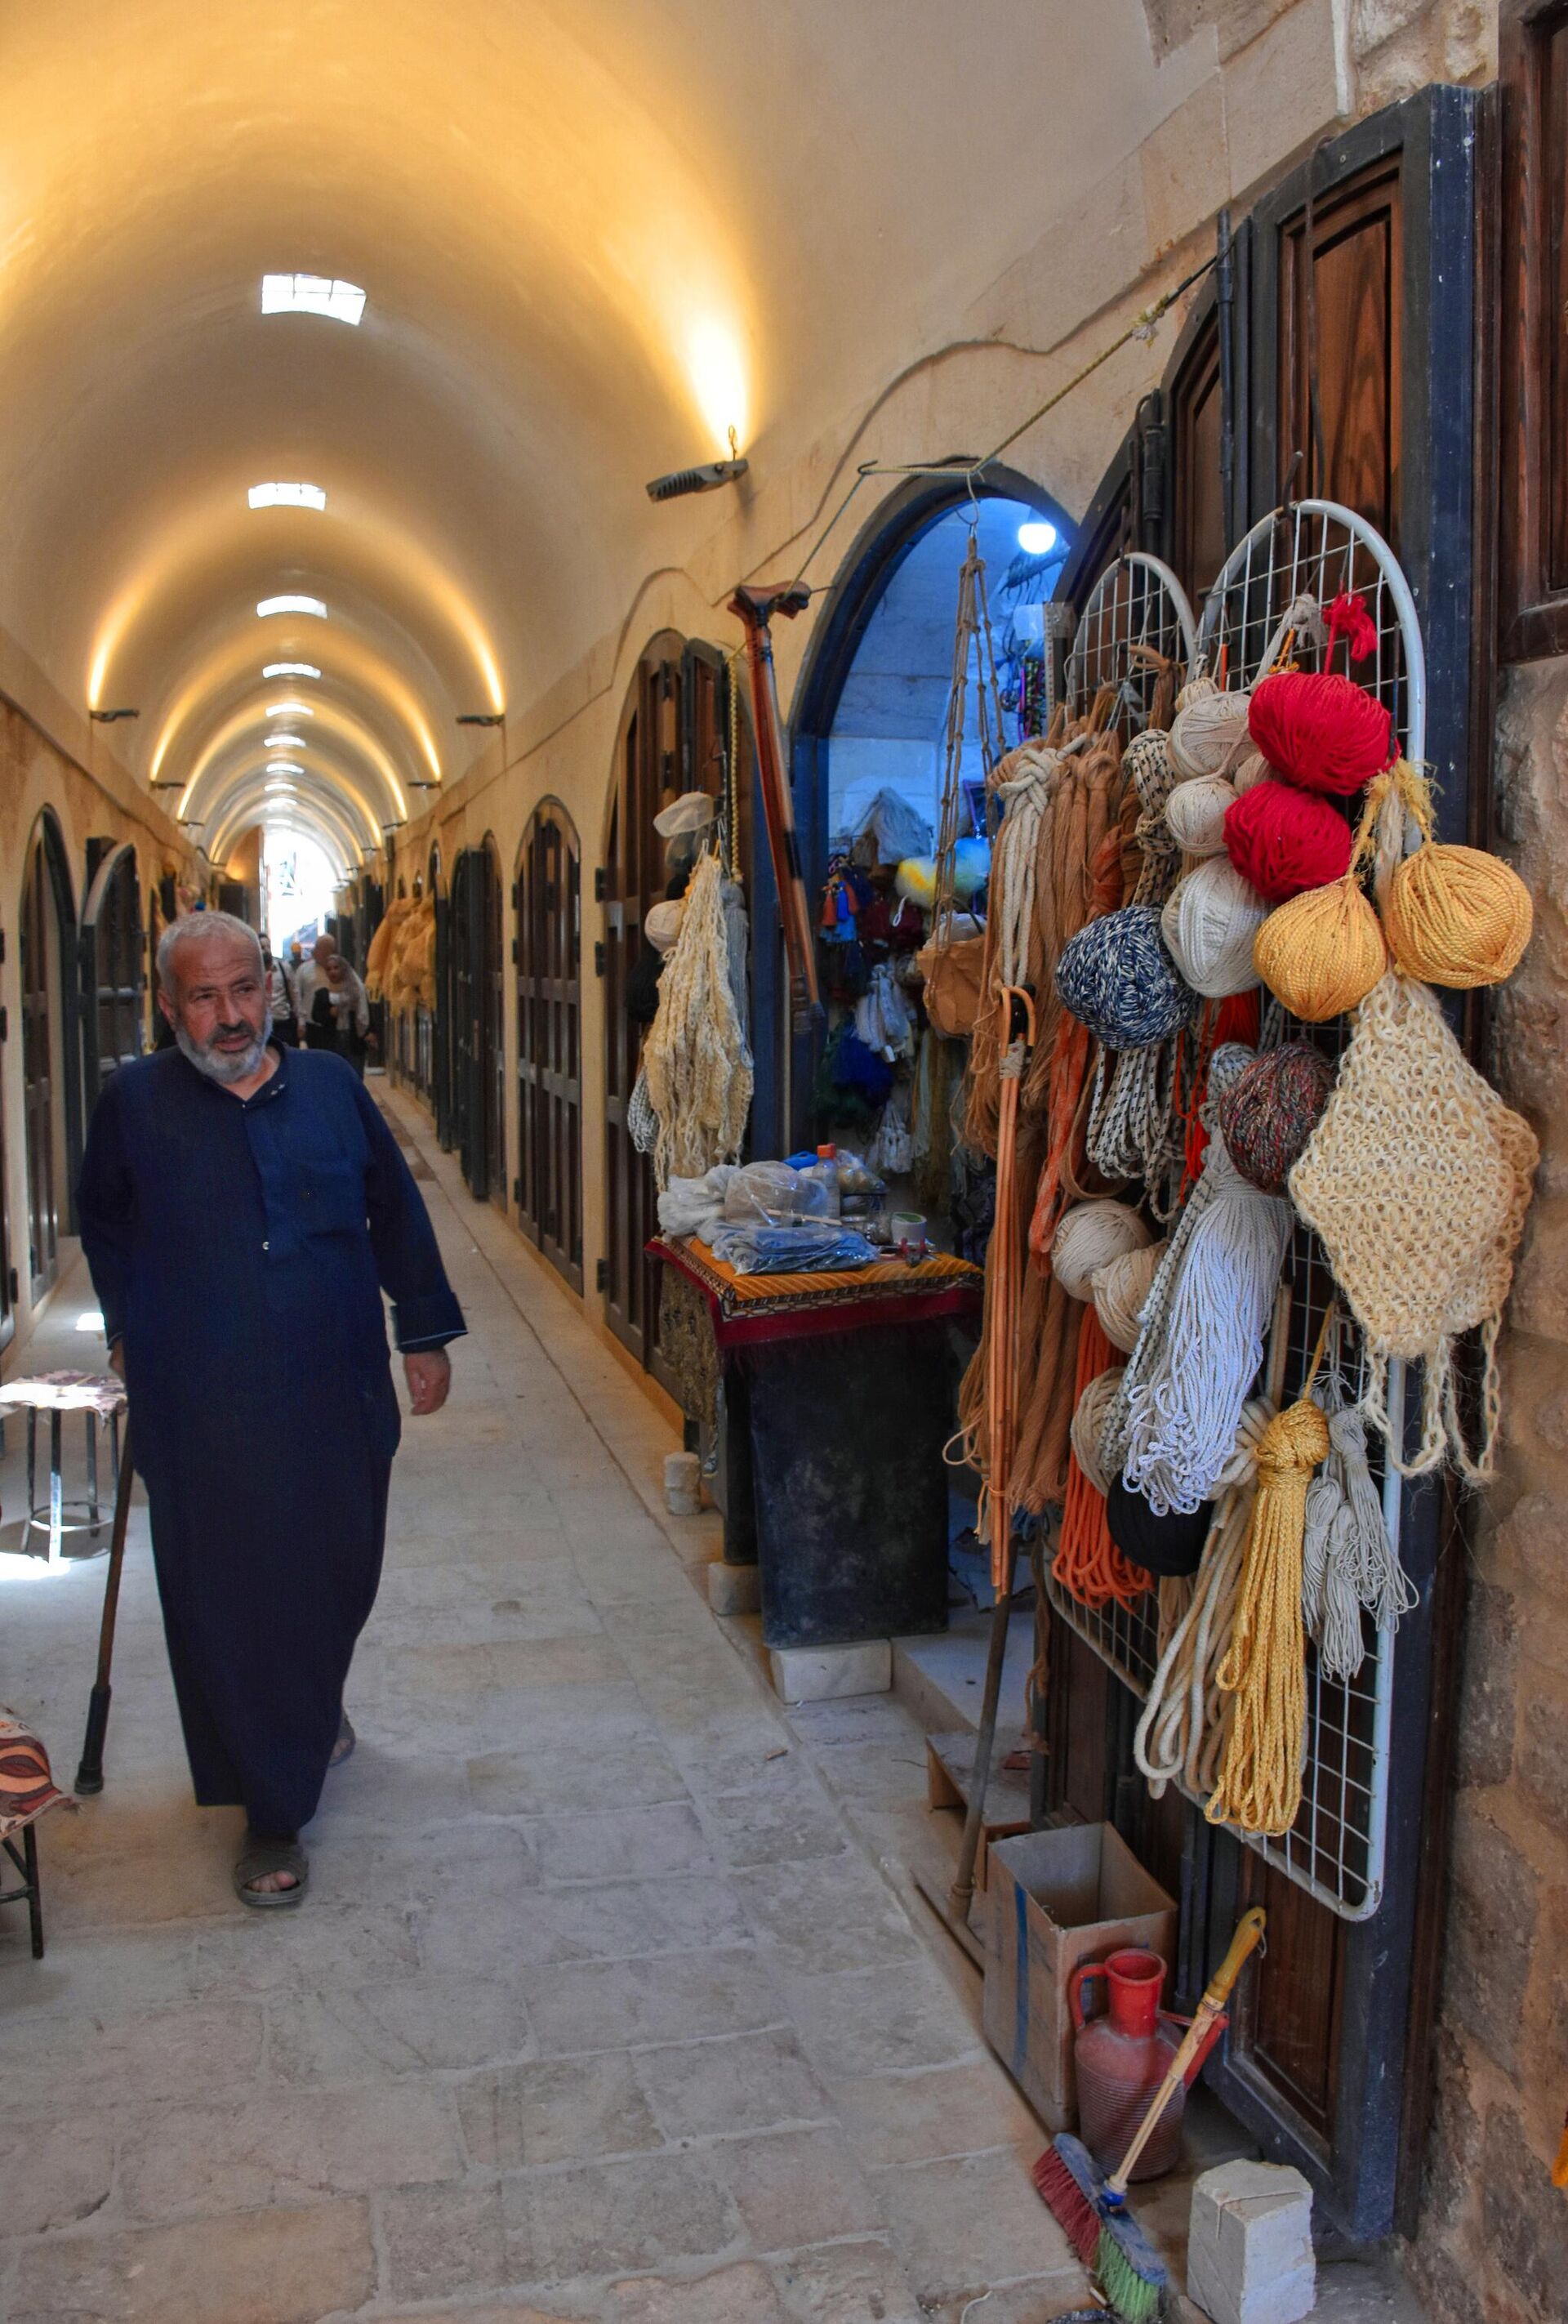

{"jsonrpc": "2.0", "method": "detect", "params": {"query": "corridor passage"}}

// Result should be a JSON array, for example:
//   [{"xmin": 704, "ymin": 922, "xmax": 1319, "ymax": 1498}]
[{"xmin": 0, "ymin": 1088, "xmax": 1081, "ymax": 2324}]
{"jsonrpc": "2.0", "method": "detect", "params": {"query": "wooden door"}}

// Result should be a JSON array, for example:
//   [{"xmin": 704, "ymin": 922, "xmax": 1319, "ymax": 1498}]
[
  {"xmin": 80, "ymin": 842, "xmax": 145, "ymax": 1110},
  {"xmin": 483, "ymin": 839, "xmax": 506, "ymax": 1208},
  {"xmin": 515, "ymin": 802, "xmax": 583, "ymax": 1290},
  {"xmin": 1041, "ymin": 87, "xmax": 1478, "ymax": 2248},
  {"xmin": 450, "ymin": 847, "xmax": 492, "ymax": 1202},
  {"xmin": 602, "ymin": 645, "xmax": 680, "ymax": 1364}
]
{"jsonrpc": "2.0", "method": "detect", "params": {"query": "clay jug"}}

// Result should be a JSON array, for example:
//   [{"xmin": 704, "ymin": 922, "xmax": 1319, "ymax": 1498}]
[{"xmin": 1069, "ymin": 1947, "xmax": 1190, "ymax": 2181}]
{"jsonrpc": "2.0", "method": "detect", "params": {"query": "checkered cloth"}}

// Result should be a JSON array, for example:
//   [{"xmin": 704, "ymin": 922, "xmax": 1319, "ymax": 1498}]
[{"xmin": 0, "ymin": 1712, "xmax": 69, "ymax": 1838}]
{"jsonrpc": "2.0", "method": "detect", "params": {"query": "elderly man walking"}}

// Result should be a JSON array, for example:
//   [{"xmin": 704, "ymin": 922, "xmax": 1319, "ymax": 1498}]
[{"xmin": 77, "ymin": 912, "xmax": 464, "ymax": 1907}]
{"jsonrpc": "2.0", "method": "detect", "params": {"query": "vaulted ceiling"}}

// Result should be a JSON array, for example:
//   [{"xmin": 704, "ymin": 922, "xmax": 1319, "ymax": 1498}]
[{"xmin": 0, "ymin": 0, "xmax": 1203, "ymax": 874}]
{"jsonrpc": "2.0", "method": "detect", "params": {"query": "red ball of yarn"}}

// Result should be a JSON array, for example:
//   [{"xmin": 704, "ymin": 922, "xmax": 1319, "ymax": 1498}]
[
  {"xmin": 1248, "ymin": 669, "xmax": 1392, "ymax": 796},
  {"xmin": 1223, "ymin": 779, "xmax": 1352, "ymax": 903}
]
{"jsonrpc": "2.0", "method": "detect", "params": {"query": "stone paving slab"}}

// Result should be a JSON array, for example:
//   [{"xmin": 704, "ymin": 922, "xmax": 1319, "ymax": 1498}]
[{"xmin": 0, "ymin": 1094, "xmax": 1085, "ymax": 2323}]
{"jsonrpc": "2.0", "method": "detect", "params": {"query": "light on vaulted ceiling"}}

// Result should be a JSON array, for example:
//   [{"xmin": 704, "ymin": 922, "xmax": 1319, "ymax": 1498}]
[
  {"xmin": 265, "ymin": 701, "xmax": 314, "ymax": 718},
  {"xmin": 263, "ymin": 731, "xmax": 306, "ymax": 749},
  {"xmin": 263, "ymin": 662, "xmax": 321, "ymax": 680},
  {"xmin": 258, "ymin": 595, "xmax": 326, "ymax": 618},
  {"xmin": 248, "ymin": 481, "xmax": 327, "ymax": 511}
]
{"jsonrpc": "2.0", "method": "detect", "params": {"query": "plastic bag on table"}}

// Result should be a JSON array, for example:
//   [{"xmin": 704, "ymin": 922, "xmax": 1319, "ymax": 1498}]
[
  {"xmin": 722, "ymin": 1161, "xmax": 831, "ymax": 1224},
  {"xmin": 708, "ymin": 1219, "xmax": 879, "ymax": 1275}
]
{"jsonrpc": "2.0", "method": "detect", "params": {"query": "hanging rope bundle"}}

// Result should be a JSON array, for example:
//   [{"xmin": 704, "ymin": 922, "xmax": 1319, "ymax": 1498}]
[
  {"xmin": 1162, "ymin": 859, "xmax": 1268, "ymax": 998},
  {"xmin": 919, "ymin": 525, "xmax": 1009, "ymax": 1037},
  {"xmin": 1301, "ymin": 1398, "xmax": 1419, "ymax": 1681},
  {"xmin": 641, "ymin": 850, "xmax": 754, "ymax": 1190},
  {"xmin": 1070, "ymin": 1363, "xmax": 1125, "ymax": 1497},
  {"xmin": 1224, "ymin": 778, "xmax": 1353, "ymax": 902},
  {"xmin": 1205, "ymin": 1394, "xmax": 1331, "ymax": 1836},
  {"xmin": 1376, "ymin": 759, "xmax": 1535, "ymax": 988},
  {"xmin": 1134, "ymin": 1393, "xmax": 1276, "ymax": 1799},
  {"xmin": 1055, "ymin": 1311, "xmax": 1150, "ymax": 1610},
  {"xmin": 1216, "ymin": 1042, "xmax": 1335, "ymax": 1194},
  {"xmin": 1116, "ymin": 1141, "xmax": 1293, "ymax": 1516},
  {"xmin": 1289, "ymin": 971, "xmax": 1538, "ymax": 1480},
  {"xmin": 1248, "ymin": 667, "xmax": 1393, "ymax": 795}
]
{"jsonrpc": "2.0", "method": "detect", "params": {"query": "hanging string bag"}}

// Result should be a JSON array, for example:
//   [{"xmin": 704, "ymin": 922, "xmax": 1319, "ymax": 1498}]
[
  {"xmin": 1217, "ymin": 1042, "xmax": 1335, "ymax": 1195},
  {"xmin": 1375, "ymin": 758, "xmax": 1535, "ymax": 988},
  {"xmin": 917, "ymin": 524, "xmax": 1009, "ymax": 1038},
  {"xmin": 641, "ymin": 849, "xmax": 754, "ymax": 1190},
  {"xmin": 1205, "ymin": 1308, "xmax": 1339, "ymax": 1838},
  {"xmin": 1288, "ymin": 970, "xmax": 1538, "ymax": 1481}
]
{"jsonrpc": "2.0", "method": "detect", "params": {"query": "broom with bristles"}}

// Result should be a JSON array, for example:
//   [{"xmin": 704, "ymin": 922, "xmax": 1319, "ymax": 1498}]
[{"xmin": 1034, "ymin": 1907, "xmax": 1267, "ymax": 2322}]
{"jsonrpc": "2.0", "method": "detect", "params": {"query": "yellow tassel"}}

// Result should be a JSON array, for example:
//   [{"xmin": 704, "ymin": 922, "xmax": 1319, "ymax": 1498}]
[{"xmin": 1206, "ymin": 1397, "xmax": 1330, "ymax": 1836}]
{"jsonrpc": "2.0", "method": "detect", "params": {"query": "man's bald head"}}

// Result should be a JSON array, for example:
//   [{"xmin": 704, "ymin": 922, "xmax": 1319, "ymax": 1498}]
[
  {"xmin": 158, "ymin": 911, "xmax": 264, "ymax": 997},
  {"xmin": 312, "ymin": 935, "xmax": 336, "ymax": 967}
]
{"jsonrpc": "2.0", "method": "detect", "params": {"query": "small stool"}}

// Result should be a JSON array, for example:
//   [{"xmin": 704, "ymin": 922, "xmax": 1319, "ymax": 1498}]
[
  {"xmin": 0, "ymin": 1372, "xmax": 127, "ymax": 1568},
  {"xmin": 0, "ymin": 1710, "xmax": 68, "ymax": 1960}
]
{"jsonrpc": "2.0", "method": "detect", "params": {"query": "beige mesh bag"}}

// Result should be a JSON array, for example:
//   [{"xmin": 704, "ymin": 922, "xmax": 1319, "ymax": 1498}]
[{"xmin": 1288, "ymin": 972, "xmax": 1537, "ymax": 1482}]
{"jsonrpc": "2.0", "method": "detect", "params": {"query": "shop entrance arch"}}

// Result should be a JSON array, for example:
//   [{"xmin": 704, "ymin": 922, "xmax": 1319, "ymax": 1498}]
[
  {"xmin": 448, "ymin": 838, "xmax": 505, "ymax": 1203},
  {"xmin": 515, "ymin": 800, "xmax": 582, "ymax": 1291},
  {"xmin": 81, "ymin": 841, "xmax": 145, "ymax": 1112},
  {"xmin": 20, "ymin": 810, "xmax": 81, "ymax": 1300}
]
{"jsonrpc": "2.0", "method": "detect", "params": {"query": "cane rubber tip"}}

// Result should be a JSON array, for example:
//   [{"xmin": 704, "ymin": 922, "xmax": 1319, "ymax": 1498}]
[{"xmin": 74, "ymin": 1770, "xmax": 105, "ymax": 1795}]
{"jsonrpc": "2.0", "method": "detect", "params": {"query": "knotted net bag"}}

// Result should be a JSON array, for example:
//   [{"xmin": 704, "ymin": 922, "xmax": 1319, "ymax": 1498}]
[{"xmin": 1287, "ymin": 973, "xmax": 1538, "ymax": 1481}]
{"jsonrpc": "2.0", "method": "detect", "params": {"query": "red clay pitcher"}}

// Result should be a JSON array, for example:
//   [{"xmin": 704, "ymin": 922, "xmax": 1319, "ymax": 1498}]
[{"xmin": 1069, "ymin": 1946, "xmax": 1225, "ymax": 2180}]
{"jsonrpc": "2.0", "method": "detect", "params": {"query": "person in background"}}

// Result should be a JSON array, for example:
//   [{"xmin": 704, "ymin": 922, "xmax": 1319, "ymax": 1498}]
[
  {"xmin": 261, "ymin": 942, "xmax": 297, "ymax": 1046},
  {"xmin": 77, "ymin": 911, "xmax": 464, "ymax": 1909},
  {"xmin": 296, "ymin": 935, "xmax": 370, "ymax": 1073}
]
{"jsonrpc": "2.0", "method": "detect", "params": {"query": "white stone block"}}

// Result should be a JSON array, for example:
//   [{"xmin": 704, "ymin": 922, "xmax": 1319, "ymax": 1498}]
[
  {"xmin": 768, "ymin": 1639, "xmax": 892, "ymax": 1705},
  {"xmin": 664, "ymin": 1451, "xmax": 702, "ymax": 1516},
  {"xmin": 706, "ymin": 1559, "xmax": 760, "ymax": 1616},
  {"xmin": 1187, "ymin": 2159, "xmax": 1315, "ymax": 2324}
]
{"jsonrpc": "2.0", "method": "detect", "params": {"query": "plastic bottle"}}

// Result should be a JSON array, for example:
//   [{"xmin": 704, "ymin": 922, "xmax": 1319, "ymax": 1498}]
[{"xmin": 808, "ymin": 1143, "xmax": 841, "ymax": 1219}]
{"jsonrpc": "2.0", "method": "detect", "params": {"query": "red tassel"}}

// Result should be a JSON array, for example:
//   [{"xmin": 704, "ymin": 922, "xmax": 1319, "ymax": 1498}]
[{"xmin": 1325, "ymin": 590, "xmax": 1379, "ymax": 663}]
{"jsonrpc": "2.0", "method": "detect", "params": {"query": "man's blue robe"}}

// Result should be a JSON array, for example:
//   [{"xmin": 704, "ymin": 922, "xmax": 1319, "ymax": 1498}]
[{"xmin": 77, "ymin": 1042, "xmax": 464, "ymax": 1834}]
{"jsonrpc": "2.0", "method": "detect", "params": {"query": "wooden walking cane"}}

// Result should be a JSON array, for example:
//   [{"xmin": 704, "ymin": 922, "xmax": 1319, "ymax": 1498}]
[
  {"xmin": 728, "ymin": 581, "xmax": 822, "ymax": 1037},
  {"xmin": 74, "ymin": 1429, "xmax": 134, "ymax": 1796}
]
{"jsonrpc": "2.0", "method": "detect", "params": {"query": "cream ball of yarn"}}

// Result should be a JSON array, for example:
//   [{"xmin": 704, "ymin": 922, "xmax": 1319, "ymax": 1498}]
[
  {"xmin": 1091, "ymin": 1242, "xmax": 1165, "ymax": 1354},
  {"xmin": 1050, "ymin": 1198, "xmax": 1152, "ymax": 1302},
  {"xmin": 1232, "ymin": 748, "xmax": 1270, "ymax": 796},
  {"xmin": 1169, "ymin": 688, "xmax": 1251, "ymax": 780},
  {"xmin": 1165, "ymin": 775, "xmax": 1236, "ymax": 857},
  {"xmin": 1071, "ymin": 1365, "xmax": 1126, "ymax": 1496},
  {"xmin": 1161, "ymin": 858, "xmax": 1269, "ymax": 998},
  {"xmin": 1176, "ymin": 672, "xmax": 1219, "ymax": 714}
]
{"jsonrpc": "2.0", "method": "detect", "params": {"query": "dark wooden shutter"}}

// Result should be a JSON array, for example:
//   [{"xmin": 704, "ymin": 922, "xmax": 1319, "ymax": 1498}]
[
  {"xmin": 1500, "ymin": 0, "xmax": 1568, "ymax": 654},
  {"xmin": 517, "ymin": 802, "xmax": 583, "ymax": 1290},
  {"xmin": 79, "ymin": 843, "xmax": 145, "ymax": 1112}
]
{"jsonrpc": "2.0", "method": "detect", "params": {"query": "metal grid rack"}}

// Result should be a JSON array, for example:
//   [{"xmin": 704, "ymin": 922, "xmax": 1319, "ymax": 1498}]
[
  {"xmin": 1063, "ymin": 551, "xmax": 1199, "ymax": 730},
  {"xmin": 1049, "ymin": 501, "xmax": 1423, "ymax": 1925}
]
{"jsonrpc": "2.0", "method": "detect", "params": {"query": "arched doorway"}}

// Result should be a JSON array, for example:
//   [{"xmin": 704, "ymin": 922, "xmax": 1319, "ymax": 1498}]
[
  {"xmin": 448, "ymin": 837, "xmax": 504, "ymax": 1202},
  {"xmin": 515, "ymin": 800, "xmax": 582, "ymax": 1290},
  {"xmin": 20, "ymin": 811, "xmax": 81, "ymax": 1300},
  {"xmin": 81, "ymin": 841, "xmax": 145, "ymax": 1111},
  {"xmin": 601, "ymin": 633, "xmax": 745, "ymax": 1367}
]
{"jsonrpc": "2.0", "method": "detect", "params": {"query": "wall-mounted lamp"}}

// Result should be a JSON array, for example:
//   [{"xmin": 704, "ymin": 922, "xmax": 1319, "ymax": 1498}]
[
  {"xmin": 408, "ymin": 778, "xmax": 439, "ymax": 790},
  {"xmin": 645, "ymin": 457, "xmax": 748, "ymax": 503},
  {"xmin": 91, "ymin": 707, "xmax": 140, "ymax": 723},
  {"xmin": 456, "ymin": 712, "xmax": 505, "ymax": 727}
]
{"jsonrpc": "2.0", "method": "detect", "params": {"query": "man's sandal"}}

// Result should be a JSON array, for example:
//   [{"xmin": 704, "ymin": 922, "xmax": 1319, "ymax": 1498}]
[
  {"xmin": 331, "ymin": 1712, "xmax": 355, "ymax": 1769},
  {"xmin": 234, "ymin": 1832, "xmax": 309, "ymax": 1909}
]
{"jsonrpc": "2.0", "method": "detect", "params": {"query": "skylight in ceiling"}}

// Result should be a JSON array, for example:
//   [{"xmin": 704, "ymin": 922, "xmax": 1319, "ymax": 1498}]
[
  {"xmin": 258, "ymin": 595, "xmax": 326, "ymax": 618},
  {"xmin": 261, "ymin": 274, "xmax": 366, "ymax": 325},
  {"xmin": 266, "ymin": 761, "xmax": 305, "ymax": 778},
  {"xmin": 263, "ymin": 732, "xmax": 306, "ymax": 750},
  {"xmin": 265, "ymin": 701, "xmax": 314, "ymax": 718},
  {"xmin": 249, "ymin": 481, "xmax": 327, "ymax": 512},
  {"xmin": 263, "ymin": 662, "xmax": 320, "ymax": 680}
]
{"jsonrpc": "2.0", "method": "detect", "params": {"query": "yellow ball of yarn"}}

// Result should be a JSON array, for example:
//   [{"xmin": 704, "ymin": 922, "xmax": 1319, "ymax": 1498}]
[
  {"xmin": 1253, "ymin": 877, "xmax": 1388, "ymax": 1023},
  {"xmin": 1384, "ymin": 844, "xmax": 1533, "ymax": 990}
]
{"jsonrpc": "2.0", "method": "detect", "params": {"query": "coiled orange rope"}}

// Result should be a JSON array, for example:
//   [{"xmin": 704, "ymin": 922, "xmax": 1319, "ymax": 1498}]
[{"xmin": 1054, "ymin": 1306, "xmax": 1152, "ymax": 1609}]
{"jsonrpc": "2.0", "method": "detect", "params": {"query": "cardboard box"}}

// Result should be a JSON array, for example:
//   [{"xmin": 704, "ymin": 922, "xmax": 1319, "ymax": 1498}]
[{"xmin": 984, "ymin": 1823, "xmax": 1178, "ymax": 2132}]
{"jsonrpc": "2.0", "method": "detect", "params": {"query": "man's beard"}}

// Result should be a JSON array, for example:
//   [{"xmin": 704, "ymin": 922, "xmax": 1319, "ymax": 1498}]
[{"xmin": 174, "ymin": 1018, "xmax": 271, "ymax": 1086}]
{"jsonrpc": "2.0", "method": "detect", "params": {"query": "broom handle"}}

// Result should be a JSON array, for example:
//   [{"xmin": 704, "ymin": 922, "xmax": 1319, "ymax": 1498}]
[{"xmin": 1106, "ymin": 1907, "xmax": 1267, "ymax": 2201}]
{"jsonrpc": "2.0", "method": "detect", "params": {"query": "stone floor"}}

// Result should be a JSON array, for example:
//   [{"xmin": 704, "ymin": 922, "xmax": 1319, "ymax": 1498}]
[{"xmin": 0, "ymin": 1086, "xmax": 1091, "ymax": 2324}]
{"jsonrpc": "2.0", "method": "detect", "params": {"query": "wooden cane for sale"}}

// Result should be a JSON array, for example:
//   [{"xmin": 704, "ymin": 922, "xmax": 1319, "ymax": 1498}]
[
  {"xmin": 74, "ymin": 1429, "xmax": 135, "ymax": 1796},
  {"xmin": 728, "ymin": 581, "xmax": 822, "ymax": 1036}
]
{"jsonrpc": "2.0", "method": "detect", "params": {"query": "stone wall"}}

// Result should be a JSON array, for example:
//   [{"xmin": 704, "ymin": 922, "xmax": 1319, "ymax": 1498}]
[{"xmin": 1403, "ymin": 656, "xmax": 1568, "ymax": 2324}]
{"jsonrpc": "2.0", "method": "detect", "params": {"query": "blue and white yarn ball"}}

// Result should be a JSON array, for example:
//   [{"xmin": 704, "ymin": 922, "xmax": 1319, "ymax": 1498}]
[{"xmin": 1055, "ymin": 903, "xmax": 1197, "ymax": 1050}]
